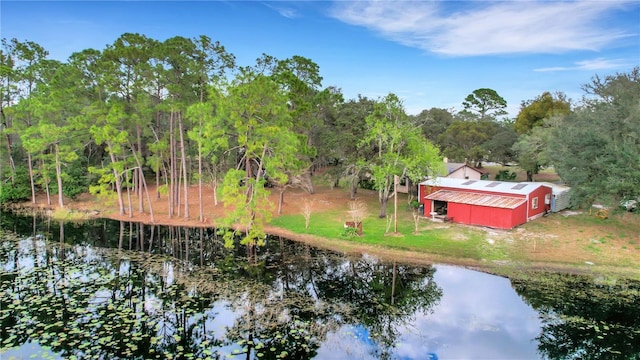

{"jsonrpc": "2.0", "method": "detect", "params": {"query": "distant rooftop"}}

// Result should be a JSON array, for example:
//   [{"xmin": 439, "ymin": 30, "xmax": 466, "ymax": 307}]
[{"xmin": 445, "ymin": 162, "xmax": 487, "ymax": 175}]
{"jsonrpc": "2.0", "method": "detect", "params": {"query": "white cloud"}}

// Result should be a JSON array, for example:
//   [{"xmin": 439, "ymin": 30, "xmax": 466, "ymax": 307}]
[
  {"xmin": 329, "ymin": 0, "xmax": 635, "ymax": 56},
  {"xmin": 265, "ymin": 3, "xmax": 299, "ymax": 19},
  {"xmin": 534, "ymin": 57, "xmax": 634, "ymax": 72}
]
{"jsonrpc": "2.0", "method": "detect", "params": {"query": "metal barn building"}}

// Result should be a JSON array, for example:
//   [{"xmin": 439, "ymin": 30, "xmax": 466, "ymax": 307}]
[{"xmin": 418, "ymin": 177, "xmax": 553, "ymax": 229}]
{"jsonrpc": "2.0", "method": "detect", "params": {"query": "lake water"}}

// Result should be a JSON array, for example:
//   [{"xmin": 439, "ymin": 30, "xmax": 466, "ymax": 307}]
[{"xmin": 1, "ymin": 212, "xmax": 638, "ymax": 359}]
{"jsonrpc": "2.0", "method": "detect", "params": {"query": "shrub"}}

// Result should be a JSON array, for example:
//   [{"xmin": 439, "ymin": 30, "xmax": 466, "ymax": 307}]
[
  {"xmin": 358, "ymin": 178, "xmax": 376, "ymax": 190},
  {"xmin": 409, "ymin": 199, "xmax": 420, "ymax": 209},
  {"xmin": 341, "ymin": 225, "xmax": 359, "ymax": 239},
  {"xmin": 61, "ymin": 160, "xmax": 89, "ymax": 199},
  {"xmin": 495, "ymin": 170, "xmax": 517, "ymax": 181},
  {"xmin": 0, "ymin": 166, "xmax": 32, "ymax": 204}
]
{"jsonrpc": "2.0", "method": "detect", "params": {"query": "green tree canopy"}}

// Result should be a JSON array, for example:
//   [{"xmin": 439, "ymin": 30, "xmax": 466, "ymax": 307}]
[
  {"xmin": 438, "ymin": 120, "xmax": 495, "ymax": 166},
  {"xmin": 217, "ymin": 71, "xmax": 305, "ymax": 249},
  {"xmin": 328, "ymin": 95, "xmax": 375, "ymax": 198},
  {"xmin": 515, "ymin": 91, "xmax": 571, "ymax": 134},
  {"xmin": 548, "ymin": 67, "xmax": 640, "ymax": 208},
  {"xmin": 513, "ymin": 121, "xmax": 554, "ymax": 181},
  {"xmin": 483, "ymin": 120, "xmax": 518, "ymax": 166},
  {"xmin": 412, "ymin": 107, "xmax": 454, "ymax": 144},
  {"xmin": 461, "ymin": 88, "xmax": 507, "ymax": 120},
  {"xmin": 360, "ymin": 93, "xmax": 442, "ymax": 218}
]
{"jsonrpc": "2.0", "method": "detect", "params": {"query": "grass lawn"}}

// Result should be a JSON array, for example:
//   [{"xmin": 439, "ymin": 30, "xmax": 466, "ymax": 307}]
[
  {"xmin": 268, "ymin": 185, "xmax": 640, "ymax": 279},
  {"xmin": 270, "ymin": 209, "xmax": 487, "ymax": 260}
]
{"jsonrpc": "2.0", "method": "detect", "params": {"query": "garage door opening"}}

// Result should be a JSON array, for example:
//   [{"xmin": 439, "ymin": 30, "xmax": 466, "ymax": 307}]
[{"xmin": 433, "ymin": 200, "xmax": 448, "ymax": 215}]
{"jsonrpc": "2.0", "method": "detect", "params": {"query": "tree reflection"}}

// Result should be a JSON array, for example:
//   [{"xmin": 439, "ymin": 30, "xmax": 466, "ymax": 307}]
[
  {"xmin": 1, "ymin": 214, "xmax": 442, "ymax": 359},
  {"xmin": 513, "ymin": 272, "xmax": 640, "ymax": 360},
  {"xmin": 261, "ymin": 238, "xmax": 443, "ymax": 359},
  {"xmin": 319, "ymin": 256, "xmax": 441, "ymax": 359}
]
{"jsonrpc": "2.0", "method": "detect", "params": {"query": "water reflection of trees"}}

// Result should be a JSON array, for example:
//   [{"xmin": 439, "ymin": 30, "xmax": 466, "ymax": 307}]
[
  {"xmin": 512, "ymin": 272, "xmax": 640, "ymax": 360},
  {"xmin": 0, "ymin": 216, "xmax": 443, "ymax": 359},
  {"xmin": 268, "ymin": 239, "xmax": 442, "ymax": 359}
]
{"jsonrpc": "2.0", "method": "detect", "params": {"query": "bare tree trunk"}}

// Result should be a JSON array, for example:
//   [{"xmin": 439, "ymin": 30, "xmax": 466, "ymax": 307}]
[
  {"xmin": 168, "ymin": 111, "xmax": 175, "ymax": 218},
  {"xmin": 379, "ymin": 192, "xmax": 389, "ymax": 219},
  {"xmin": 107, "ymin": 147, "xmax": 126, "ymax": 215},
  {"xmin": 176, "ymin": 157, "xmax": 182, "ymax": 217},
  {"xmin": 244, "ymin": 150, "xmax": 255, "ymax": 238},
  {"xmin": 140, "ymin": 168, "xmax": 155, "ymax": 223},
  {"xmin": 212, "ymin": 175, "xmax": 218, "ymax": 206},
  {"xmin": 302, "ymin": 172, "xmax": 314, "ymax": 194},
  {"xmin": 198, "ymin": 138, "xmax": 204, "ymax": 222},
  {"xmin": 42, "ymin": 159, "xmax": 51, "ymax": 206},
  {"xmin": 129, "ymin": 142, "xmax": 155, "ymax": 223},
  {"xmin": 196, "ymin": 112, "xmax": 204, "ymax": 221},
  {"xmin": 136, "ymin": 123, "xmax": 143, "ymax": 211},
  {"xmin": 156, "ymin": 164, "xmax": 161, "ymax": 200},
  {"xmin": 155, "ymin": 105, "xmax": 162, "ymax": 200},
  {"xmin": 27, "ymin": 152, "xmax": 36, "ymax": 204},
  {"xmin": 349, "ymin": 174, "xmax": 359, "ymax": 200},
  {"xmin": 178, "ymin": 112, "xmax": 189, "ymax": 219},
  {"xmin": 54, "ymin": 145, "xmax": 64, "ymax": 209},
  {"xmin": 278, "ymin": 189, "xmax": 285, "ymax": 215},
  {"xmin": 125, "ymin": 169, "xmax": 133, "ymax": 218},
  {"xmin": 245, "ymin": 153, "xmax": 253, "ymax": 200},
  {"xmin": 150, "ymin": 123, "xmax": 170, "ymax": 209},
  {"xmin": 137, "ymin": 165, "xmax": 144, "ymax": 213}
]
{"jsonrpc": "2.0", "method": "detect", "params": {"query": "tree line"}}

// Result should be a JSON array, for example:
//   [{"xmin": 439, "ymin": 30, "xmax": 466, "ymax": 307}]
[{"xmin": 1, "ymin": 33, "xmax": 638, "ymax": 240}]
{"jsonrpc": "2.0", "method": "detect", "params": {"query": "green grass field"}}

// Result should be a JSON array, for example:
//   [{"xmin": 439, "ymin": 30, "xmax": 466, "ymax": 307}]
[{"xmin": 267, "ymin": 178, "xmax": 640, "ymax": 279}]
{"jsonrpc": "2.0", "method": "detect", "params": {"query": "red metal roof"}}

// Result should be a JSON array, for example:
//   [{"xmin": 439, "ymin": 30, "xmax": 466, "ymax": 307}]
[{"xmin": 425, "ymin": 190, "xmax": 527, "ymax": 209}]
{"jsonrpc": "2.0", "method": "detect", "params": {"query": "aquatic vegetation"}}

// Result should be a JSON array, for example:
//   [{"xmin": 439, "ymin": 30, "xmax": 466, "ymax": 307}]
[
  {"xmin": 0, "ymin": 215, "xmax": 442, "ymax": 359},
  {"xmin": 512, "ymin": 271, "xmax": 640, "ymax": 359}
]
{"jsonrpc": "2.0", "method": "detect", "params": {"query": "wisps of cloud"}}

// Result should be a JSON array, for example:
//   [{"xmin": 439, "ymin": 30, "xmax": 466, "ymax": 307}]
[
  {"xmin": 329, "ymin": 1, "xmax": 636, "ymax": 56},
  {"xmin": 534, "ymin": 57, "xmax": 633, "ymax": 72},
  {"xmin": 265, "ymin": 3, "xmax": 299, "ymax": 19}
]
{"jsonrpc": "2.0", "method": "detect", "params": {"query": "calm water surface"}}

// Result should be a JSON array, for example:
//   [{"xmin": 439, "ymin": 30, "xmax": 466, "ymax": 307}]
[{"xmin": 0, "ymin": 212, "xmax": 638, "ymax": 359}]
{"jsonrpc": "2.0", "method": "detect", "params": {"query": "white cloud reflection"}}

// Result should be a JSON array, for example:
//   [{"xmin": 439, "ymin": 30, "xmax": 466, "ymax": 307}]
[
  {"xmin": 315, "ymin": 264, "xmax": 542, "ymax": 359},
  {"xmin": 391, "ymin": 265, "xmax": 542, "ymax": 359}
]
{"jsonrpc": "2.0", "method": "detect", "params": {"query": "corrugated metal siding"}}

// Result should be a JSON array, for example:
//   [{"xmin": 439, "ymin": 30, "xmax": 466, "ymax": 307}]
[
  {"xmin": 447, "ymin": 202, "xmax": 527, "ymax": 229},
  {"xmin": 425, "ymin": 190, "xmax": 526, "ymax": 209},
  {"xmin": 470, "ymin": 206, "xmax": 513, "ymax": 228},
  {"xmin": 513, "ymin": 203, "xmax": 528, "ymax": 226},
  {"xmin": 552, "ymin": 190, "xmax": 571, "ymax": 212},
  {"xmin": 449, "ymin": 203, "xmax": 471, "ymax": 224}
]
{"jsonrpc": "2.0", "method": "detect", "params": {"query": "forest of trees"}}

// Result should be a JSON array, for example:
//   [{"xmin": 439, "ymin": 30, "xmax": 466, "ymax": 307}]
[{"xmin": 1, "ymin": 34, "xmax": 639, "ymax": 242}]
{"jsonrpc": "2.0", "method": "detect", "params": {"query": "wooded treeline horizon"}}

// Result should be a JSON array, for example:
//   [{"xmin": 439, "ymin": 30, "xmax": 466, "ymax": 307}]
[{"xmin": 1, "ymin": 33, "xmax": 638, "ymax": 244}]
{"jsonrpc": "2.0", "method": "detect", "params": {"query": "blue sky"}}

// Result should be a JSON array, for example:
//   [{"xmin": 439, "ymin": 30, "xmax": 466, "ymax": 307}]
[{"xmin": 2, "ymin": 1, "xmax": 639, "ymax": 117}]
